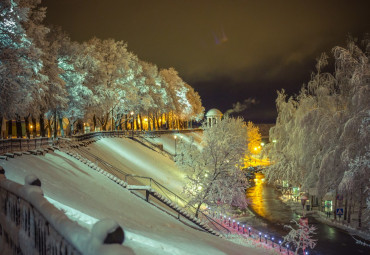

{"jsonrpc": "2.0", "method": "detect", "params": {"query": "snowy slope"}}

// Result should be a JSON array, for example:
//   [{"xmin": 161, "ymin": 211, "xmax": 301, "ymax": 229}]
[
  {"xmin": 144, "ymin": 131, "xmax": 203, "ymax": 155},
  {"xmin": 83, "ymin": 137, "xmax": 185, "ymax": 194},
  {"xmin": 0, "ymin": 150, "xmax": 266, "ymax": 255}
]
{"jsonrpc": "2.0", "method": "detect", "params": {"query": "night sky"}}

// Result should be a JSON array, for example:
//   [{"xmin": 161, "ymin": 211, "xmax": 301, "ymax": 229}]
[{"xmin": 42, "ymin": 0, "xmax": 370, "ymax": 123}]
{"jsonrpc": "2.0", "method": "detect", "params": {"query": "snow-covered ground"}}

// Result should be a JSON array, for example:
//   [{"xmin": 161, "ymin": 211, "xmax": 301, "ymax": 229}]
[
  {"xmin": 0, "ymin": 137, "xmax": 269, "ymax": 255},
  {"xmin": 83, "ymin": 137, "xmax": 185, "ymax": 194},
  {"xmin": 145, "ymin": 131, "xmax": 203, "ymax": 155}
]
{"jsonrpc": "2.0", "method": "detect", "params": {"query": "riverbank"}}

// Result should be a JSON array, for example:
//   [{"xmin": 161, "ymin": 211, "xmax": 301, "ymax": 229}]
[{"xmin": 279, "ymin": 194, "xmax": 370, "ymax": 243}]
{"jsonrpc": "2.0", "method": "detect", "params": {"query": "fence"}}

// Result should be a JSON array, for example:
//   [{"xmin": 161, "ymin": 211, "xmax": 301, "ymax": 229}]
[
  {"xmin": 0, "ymin": 174, "xmax": 127, "ymax": 255},
  {"xmin": 0, "ymin": 137, "xmax": 60, "ymax": 154},
  {"xmin": 71, "ymin": 129, "xmax": 202, "ymax": 142},
  {"xmin": 124, "ymin": 174, "xmax": 230, "ymax": 236}
]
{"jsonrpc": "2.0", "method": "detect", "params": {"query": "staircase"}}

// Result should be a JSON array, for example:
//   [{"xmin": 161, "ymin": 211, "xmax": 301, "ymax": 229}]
[{"xmin": 68, "ymin": 145, "xmax": 230, "ymax": 237}]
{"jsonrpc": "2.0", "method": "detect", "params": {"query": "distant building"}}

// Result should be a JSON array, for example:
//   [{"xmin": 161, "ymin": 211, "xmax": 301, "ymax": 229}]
[{"xmin": 205, "ymin": 108, "xmax": 223, "ymax": 127}]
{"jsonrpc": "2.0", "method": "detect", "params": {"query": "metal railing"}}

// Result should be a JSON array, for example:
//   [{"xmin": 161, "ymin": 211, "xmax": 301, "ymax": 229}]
[
  {"xmin": 0, "ymin": 175, "xmax": 128, "ymax": 255},
  {"xmin": 124, "ymin": 174, "xmax": 231, "ymax": 236},
  {"xmin": 0, "ymin": 179, "xmax": 82, "ymax": 255},
  {"xmin": 71, "ymin": 129, "xmax": 202, "ymax": 142},
  {"xmin": 0, "ymin": 137, "xmax": 61, "ymax": 154}
]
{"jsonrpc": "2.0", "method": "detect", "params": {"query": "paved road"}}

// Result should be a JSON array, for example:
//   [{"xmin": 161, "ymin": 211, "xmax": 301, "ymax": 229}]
[{"xmin": 244, "ymin": 173, "xmax": 370, "ymax": 255}]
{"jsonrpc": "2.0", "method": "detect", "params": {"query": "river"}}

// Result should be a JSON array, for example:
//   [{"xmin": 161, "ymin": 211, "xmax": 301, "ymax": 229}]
[{"xmin": 244, "ymin": 173, "xmax": 370, "ymax": 255}]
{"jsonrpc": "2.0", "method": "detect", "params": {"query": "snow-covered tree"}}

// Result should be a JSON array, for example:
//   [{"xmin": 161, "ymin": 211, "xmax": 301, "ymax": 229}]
[
  {"xmin": 283, "ymin": 219, "xmax": 317, "ymax": 255},
  {"xmin": 266, "ymin": 37, "xmax": 369, "ymax": 227},
  {"xmin": 53, "ymin": 31, "xmax": 96, "ymax": 135},
  {"xmin": 85, "ymin": 38, "xmax": 136, "ymax": 131},
  {"xmin": 246, "ymin": 121, "xmax": 262, "ymax": 155},
  {"xmin": 176, "ymin": 116, "xmax": 249, "ymax": 217},
  {"xmin": 0, "ymin": 0, "xmax": 46, "ymax": 135}
]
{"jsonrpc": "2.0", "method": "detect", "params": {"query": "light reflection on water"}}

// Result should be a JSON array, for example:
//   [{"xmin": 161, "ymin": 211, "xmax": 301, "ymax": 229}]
[{"xmin": 247, "ymin": 172, "xmax": 267, "ymax": 218}]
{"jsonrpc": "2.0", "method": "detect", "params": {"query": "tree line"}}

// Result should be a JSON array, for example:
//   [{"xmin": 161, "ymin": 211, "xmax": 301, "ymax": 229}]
[
  {"xmin": 0, "ymin": 0, "xmax": 204, "ymax": 138},
  {"xmin": 266, "ymin": 37, "xmax": 370, "ymax": 229}
]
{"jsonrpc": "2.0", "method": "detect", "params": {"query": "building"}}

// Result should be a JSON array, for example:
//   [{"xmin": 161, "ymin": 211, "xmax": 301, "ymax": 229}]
[{"xmin": 205, "ymin": 108, "xmax": 223, "ymax": 127}]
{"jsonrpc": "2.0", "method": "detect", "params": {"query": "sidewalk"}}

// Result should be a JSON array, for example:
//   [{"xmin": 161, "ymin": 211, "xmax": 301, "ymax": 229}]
[
  {"xmin": 280, "ymin": 194, "xmax": 370, "ymax": 242},
  {"xmin": 205, "ymin": 211, "xmax": 292, "ymax": 255}
]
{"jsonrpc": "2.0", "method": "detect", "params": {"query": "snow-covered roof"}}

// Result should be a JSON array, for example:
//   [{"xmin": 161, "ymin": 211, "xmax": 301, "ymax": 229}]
[{"xmin": 205, "ymin": 108, "xmax": 223, "ymax": 117}]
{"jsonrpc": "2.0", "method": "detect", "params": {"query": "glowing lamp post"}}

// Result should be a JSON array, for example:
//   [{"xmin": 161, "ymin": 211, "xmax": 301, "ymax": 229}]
[
  {"xmin": 248, "ymin": 227, "xmax": 251, "ymax": 236},
  {"xmin": 271, "ymin": 237, "xmax": 274, "ymax": 248},
  {"xmin": 30, "ymin": 125, "xmax": 33, "ymax": 138},
  {"xmin": 259, "ymin": 232, "xmax": 262, "ymax": 242},
  {"xmin": 264, "ymin": 234, "xmax": 267, "ymax": 244},
  {"xmin": 286, "ymin": 244, "xmax": 290, "ymax": 255},
  {"xmin": 242, "ymin": 225, "xmax": 245, "ymax": 234},
  {"xmin": 279, "ymin": 241, "xmax": 282, "ymax": 252}
]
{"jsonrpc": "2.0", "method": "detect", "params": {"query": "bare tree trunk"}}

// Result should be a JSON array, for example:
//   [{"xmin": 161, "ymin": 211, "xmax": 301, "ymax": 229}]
[
  {"xmin": 139, "ymin": 114, "xmax": 143, "ymax": 131},
  {"xmin": 32, "ymin": 117, "xmax": 37, "ymax": 138},
  {"xmin": 347, "ymin": 192, "xmax": 352, "ymax": 224},
  {"xmin": 344, "ymin": 194, "xmax": 348, "ymax": 221},
  {"xmin": 24, "ymin": 114, "xmax": 30, "ymax": 139},
  {"xmin": 0, "ymin": 115, "xmax": 2, "ymax": 139},
  {"xmin": 334, "ymin": 189, "xmax": 338, "ymax": 220},
  {"xmin": 16, "ymin": 114, "xmax": 22, "ymax": 138},
  {"xmin": 165, "ymin": 113, "xmax": 169, "ymax": 129},
  {"xmin": 155, "ymin": 113, "xmax": 159, "ymax": 130},
  {"xmin": 147, "ymin": 112, "xmax": 151, "ymax": 131},
  {"xmin": 195, "ymin": 202, "xmax": 202, "ymax": 218},
  {"xmin": 53, "ymin": 110, "xmax": 58, "ymax": 138},
  {"xmin": 7, "ymin": 120, "xmax": 12, "ymax": 138},
  {"xmin": 93, "ymin": 114, "xmax": 97, "ymax": 131},
  {"xmin": 358, "ymin": 184, "xmax": 363, "ymax": 228},
  {"xmin": 39, "ymin": 113, "xmax": 46, "ymax": 137},
  {"xmin": 151, "ymin": 113, "xmax": 156, "ymax": 131},
  {"xmin": 59, "ymin": 115, "xmax": 64, "ymax": 137},
  {"xmin": 47, "ymin": 119, "xmax": 52, "ymax": 137},
  {"xmin": 135, "ymin": 114, "xmax": 139, "ymax": 130},
  {"xmin": 69, "ymin": 119, "xmax": 76, "ymax": 135},
  {"xmin": 125, "ymin": 114, "xmax": 128, "ymax": 130},
  {"xmin": 111, "ymin": 108, "xmax": 114, "ymax": 131}
]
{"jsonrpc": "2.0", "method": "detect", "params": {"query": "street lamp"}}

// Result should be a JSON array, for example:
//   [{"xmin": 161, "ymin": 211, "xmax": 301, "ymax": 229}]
[
  {"xmin": 286, "ymin": 244, "xmax": 290, "ymax": 255},
  {"xmin": 30, "ymin": 125, "xmax": 33, "ymax": 138},
  {"xmin": 271, "ymin": 237, "xmax": 274, "ymax": 248},
  {"xmin": 264, "ymin": 234, "xmax": 267, "ymax": 244},
  {"xmin": 279, "ymin": 240, "xmax": 282, "ymax": 252},
  {"xmin": 259, "ymin": 232, "xmax": 262, "ymax": 242}
]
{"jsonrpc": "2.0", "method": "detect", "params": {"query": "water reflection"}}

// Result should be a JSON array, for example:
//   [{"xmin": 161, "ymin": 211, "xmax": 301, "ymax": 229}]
[
  {"xmin": 247, "ymin": 172, "xmax": 266, "ymax": 217},
  {"xmin": 246, "ymin": 172, "xmax": 295, "ymax": 225}
]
